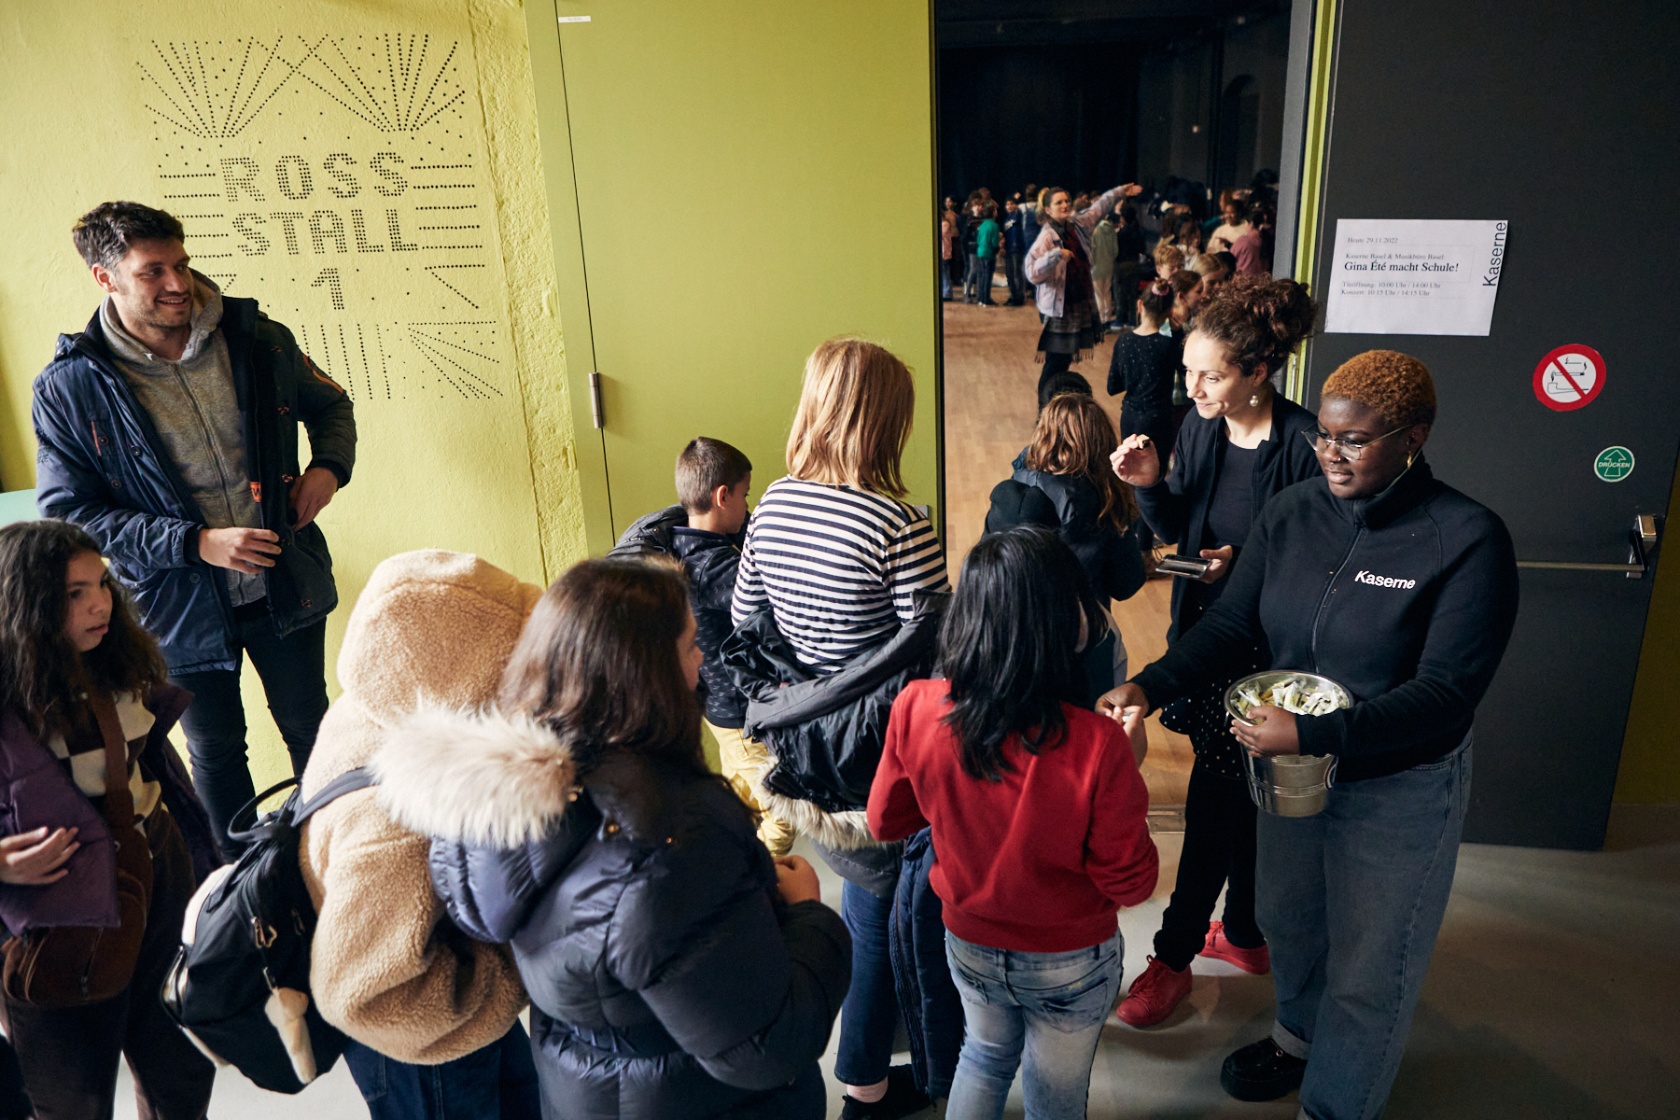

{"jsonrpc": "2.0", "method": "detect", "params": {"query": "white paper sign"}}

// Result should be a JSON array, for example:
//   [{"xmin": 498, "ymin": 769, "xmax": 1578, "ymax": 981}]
[{"xmin": 1324, "ymin": 219, "xmax": 1508, "ymax": 336}]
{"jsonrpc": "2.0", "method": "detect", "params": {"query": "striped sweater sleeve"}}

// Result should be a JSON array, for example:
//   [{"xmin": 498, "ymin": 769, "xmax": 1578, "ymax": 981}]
[
  {"xmin": 730, "ymin": 518, "xmax": 769, "ymax": 626},
  {"xmin": 884, "ymin": 509, "xmax": 949, "ymax": 621}
]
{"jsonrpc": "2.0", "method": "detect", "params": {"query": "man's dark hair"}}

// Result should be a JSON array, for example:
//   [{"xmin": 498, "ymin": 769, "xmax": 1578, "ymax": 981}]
[
  {"xmin": 675, "ymin": 437, "xmax": 752, "ymax": 513},
  {"xmin": 72, "ymin": 202, "xmax": 185, "ymax": 269},
  {"xmin": 938, "ymin": 526, "xmax": 1098, "ymax": 781}
]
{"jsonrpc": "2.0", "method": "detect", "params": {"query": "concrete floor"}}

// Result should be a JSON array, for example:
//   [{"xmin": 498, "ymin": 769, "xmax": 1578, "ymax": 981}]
[{"xmin": 114, "ymin": 809, "xmax": 1680, "ymax": 1119}]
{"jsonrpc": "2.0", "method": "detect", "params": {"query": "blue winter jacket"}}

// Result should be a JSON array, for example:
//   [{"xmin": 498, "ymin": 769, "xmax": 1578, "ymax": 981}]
[
  {"xmin": 33, "ymin": 292, "xmax": 356, "ymax": 673},
  {"xmin": 889, "ymin": 828, "xmax": 962, "ymax": 1100},
  {"xmin": 420, "ymin": 718, "xmax": 852, "ymax": 1120}
]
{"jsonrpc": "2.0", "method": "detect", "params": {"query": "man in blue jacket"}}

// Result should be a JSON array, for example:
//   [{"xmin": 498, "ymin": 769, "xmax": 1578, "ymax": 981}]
[{"xmin": 33, "ymin": 201, "xmax": 357, "ymax": 856}]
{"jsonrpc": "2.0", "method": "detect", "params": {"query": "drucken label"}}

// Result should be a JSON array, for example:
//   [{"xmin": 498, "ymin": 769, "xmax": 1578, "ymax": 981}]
[{"xmin": 1354, "ymin": 570, "xmax": 1417, "ymax": 590}]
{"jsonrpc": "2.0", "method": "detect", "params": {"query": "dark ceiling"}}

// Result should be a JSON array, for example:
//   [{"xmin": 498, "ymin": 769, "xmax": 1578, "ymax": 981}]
[{"xmin": 937, "ymin": 0, "xmax": 1290, "ymax": 49}]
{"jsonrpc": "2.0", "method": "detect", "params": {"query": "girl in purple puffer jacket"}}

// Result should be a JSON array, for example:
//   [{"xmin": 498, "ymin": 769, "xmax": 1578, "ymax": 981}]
[{"xmin": 0, "ymin": 519, "xmax": 218, "ymax": 1120}]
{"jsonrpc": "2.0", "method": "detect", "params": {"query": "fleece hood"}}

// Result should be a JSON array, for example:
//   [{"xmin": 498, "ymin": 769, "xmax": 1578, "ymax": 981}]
[{"xmin": 336, "ymin": 550, "xmax": 542, "ymax": 727}]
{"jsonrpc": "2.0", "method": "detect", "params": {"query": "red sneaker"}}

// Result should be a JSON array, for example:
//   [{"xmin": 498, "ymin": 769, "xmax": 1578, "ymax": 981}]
[
  {"xmin": 1116, "ymin": 956, "xmax": 1192, "ymax": 1027},
  {"xmin": 1198, "ymin": 921, "xmax": 1271, "ymax": 975}
]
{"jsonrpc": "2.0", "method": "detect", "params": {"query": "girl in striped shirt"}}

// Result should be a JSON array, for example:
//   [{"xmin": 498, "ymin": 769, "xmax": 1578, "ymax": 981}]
[
  {"xmin": 732, "ymin": 341, "xmax": 947, "ymax": 672},
  {"xmin": 731, "ymin": 337, "xmax": 948, "ymax": 1120}
]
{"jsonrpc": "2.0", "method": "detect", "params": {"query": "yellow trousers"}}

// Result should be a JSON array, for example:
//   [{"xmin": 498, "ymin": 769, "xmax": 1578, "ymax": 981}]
[{"xmin": 706, "ymin": 720, "xmax": 795, "ymax": 857}]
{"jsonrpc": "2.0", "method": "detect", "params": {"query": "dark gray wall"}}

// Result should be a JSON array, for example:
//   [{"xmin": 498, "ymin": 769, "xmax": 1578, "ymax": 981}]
[
  {"xmin": 1135, "ymin": 7, "xmax": 1290, "ymax": 192},
  {"xmin": 937, "ymin": 43, "xmax": 1143, "ymax": 199},
  {"xmin": 1304, "ymin": 0, "xmax": 1680, "ymax": 848}
]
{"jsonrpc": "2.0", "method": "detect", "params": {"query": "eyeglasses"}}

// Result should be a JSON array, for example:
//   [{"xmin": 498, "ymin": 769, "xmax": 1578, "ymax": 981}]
[{"xmin": 1301, "ymin": 424, "xmax": 1410, "ymax": 461}]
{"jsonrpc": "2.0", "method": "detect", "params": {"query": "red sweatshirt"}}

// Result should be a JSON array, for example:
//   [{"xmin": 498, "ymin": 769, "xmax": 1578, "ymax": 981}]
[{"xmin": 868, "ymin": 679, "xmax": 1159, "ymax": 954}]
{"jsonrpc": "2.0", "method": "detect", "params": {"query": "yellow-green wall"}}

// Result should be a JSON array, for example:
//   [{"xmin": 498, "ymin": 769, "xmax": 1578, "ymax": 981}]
[
  {"xmin": 0, "ymin": 0, "xmax": 586, "ymax": 788},
  {"xmin": 1615, "ymin": 463, "xmax": 1680, "ymax": 804},
  {"xmin": 527, "ymin": 0, "xmax": 940, "ymax": 552}
]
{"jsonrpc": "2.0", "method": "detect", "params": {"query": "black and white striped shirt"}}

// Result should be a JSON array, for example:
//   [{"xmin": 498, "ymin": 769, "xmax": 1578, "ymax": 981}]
[{"xmin": 732, "ymin": 478, "xmax": 949, "ymax": 671}]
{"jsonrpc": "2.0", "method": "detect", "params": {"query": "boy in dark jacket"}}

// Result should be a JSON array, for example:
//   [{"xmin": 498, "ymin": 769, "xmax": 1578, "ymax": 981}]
[{"xmin": 611, "ymin": 437, "xmax": 793, "ymax": 854}]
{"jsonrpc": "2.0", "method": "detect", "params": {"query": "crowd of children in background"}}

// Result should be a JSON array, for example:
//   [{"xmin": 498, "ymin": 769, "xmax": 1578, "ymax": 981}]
[{"xmin": 940, "ymin": 172, "xmax": 1278, "ymax": 324}]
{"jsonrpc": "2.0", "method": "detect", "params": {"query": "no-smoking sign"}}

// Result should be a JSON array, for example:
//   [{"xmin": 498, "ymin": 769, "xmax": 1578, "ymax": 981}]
[{"xmin": 1533, "ymin": 344, "xmax": 1606, "ymax": 411}]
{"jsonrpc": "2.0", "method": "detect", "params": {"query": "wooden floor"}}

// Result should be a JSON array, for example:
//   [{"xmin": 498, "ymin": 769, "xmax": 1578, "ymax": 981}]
[{"xmin": 940, "ymin": 289, "xmax": 1193, "ymax": 808}]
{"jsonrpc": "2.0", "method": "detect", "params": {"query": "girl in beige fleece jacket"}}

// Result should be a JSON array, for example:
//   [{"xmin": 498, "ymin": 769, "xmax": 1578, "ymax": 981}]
[{"xmin": 297, "ymin": 550, "xmax": 540, "ymax": 1119}]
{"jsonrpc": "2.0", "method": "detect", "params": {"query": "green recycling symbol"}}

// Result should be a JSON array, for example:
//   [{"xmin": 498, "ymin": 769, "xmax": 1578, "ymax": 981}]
[{"xmin": 1594, "ymin": 446, "xmax": 1635, "ymax": 483}]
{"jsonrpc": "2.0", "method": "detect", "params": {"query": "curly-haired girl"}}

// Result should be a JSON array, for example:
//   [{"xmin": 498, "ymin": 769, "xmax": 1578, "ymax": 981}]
[{"xmin": 0, "ymin": 519, "xmax": 218, "ymax": 1120}]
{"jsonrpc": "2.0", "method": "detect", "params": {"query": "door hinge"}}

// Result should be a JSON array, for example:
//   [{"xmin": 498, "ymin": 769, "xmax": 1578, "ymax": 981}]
[{"xmin": 588, "ymin": 371, "xmax": 604, "ymax": 430}]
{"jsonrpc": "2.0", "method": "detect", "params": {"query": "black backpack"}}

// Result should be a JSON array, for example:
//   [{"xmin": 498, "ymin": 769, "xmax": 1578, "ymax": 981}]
[{"xmin": 160, "ymin": 769, "xmax": 373, "ymax": 1094}]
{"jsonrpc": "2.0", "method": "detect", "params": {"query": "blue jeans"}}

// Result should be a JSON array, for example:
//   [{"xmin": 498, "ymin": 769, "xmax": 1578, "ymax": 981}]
[
  {"xmin": 343, "ymin": 1022, "xmax": 541, "ymax": 1120},
  {"xmin": 836, "ymin": 879, "xmax": 899, "ymax": 1087},
  {"xmin": 1258, "ymin": 737, "xmax": 1472, "ymax": 1120},
  {"xmin": 944, "ymin": 931, "xmax": 1123, "ymax": 1120},
  {"xmin": 173, "ymin": 604, "xmax": 328, "ymax": 856}
]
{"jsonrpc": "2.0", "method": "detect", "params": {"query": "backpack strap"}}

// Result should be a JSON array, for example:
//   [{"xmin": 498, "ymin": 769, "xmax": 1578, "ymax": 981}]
[
  {"xmin": 225, "ymin": 768, "xmax": 376, "ymax": 845},
  {"xmin": 84, "ymin": 689, "xmax": 137, "ymax": 832},
  {"xmin": 295, "ymin": 768, "xmax": 376, "ymax": 822}
]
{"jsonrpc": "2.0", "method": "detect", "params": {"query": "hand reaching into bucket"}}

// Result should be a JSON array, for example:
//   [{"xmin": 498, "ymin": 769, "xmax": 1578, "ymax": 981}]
[{"xmin": 1231, "ymin": 705, "xmax": 1300, "ymax": 756}]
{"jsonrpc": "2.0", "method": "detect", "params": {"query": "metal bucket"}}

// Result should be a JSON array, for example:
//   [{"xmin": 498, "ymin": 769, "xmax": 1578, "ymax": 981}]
[
  {"xmin": 1242, "ymin": 753, "xmax": 1339, "ymax": 817},
  {"xmin": 1224, "ymin": 671, "xmax": 1353, "ymax": 818}
]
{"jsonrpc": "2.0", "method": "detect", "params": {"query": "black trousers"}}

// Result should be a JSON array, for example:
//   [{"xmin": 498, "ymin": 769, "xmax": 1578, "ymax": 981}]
[
  {"xmin": 1035, "ymin": 352, "xmax": 1083, "ymax": 409},
  {"xmin": 174, "ymin": 604, "xmax": 328, "ymax": 857},
  {"xmin": 1153, "ymin": 761, "xmax": 1266, "ymax": 970},
  {"xmin": 0, "ymin": 811, "xmax": 215, "ymax": 1120},
  {"xmin": 1002, "ymin": 251, "xmax": 1026, "ymax": 303}
]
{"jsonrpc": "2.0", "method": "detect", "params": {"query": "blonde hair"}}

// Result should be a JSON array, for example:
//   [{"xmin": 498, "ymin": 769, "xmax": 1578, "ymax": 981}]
[
  {"xmin": 1153, "ymin": 242, "xmax": 1184, "ymax": 274},
  {"xmin": 786, "ymin": 338, "xmax": 915, "ymax": 497},
  {"xmin": 1024, "ymin": 394, "xmax": 1138, "ymax": 534}
]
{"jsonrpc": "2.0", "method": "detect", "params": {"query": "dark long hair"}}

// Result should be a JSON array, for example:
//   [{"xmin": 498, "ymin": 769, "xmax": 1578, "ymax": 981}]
[
  {"xmin": 0, "ymin": 520, "xmax": 168, "ymax": 734},
  {"xmin": 938, "ymin": 527, "xmax": 1097, "ymax": 781},
  {"xmin": 499, "ymin": 557, "xmax": 706, "ymax": 780}
]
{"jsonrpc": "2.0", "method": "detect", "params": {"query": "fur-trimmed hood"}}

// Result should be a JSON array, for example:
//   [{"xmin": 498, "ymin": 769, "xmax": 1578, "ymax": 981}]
[
  {"xmin": 372, "ymin": 705, "xmax": 580, "ymax": 850},
  {"xmin": 375, "ymin": 703, "xmax": 712, "ymax": 853}
]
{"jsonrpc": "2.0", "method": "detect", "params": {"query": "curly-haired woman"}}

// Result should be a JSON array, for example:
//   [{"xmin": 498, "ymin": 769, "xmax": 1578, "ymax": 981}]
[{"xmin": 1108, "ymin": 275, "xmax": 1322, "ymax": 1029}]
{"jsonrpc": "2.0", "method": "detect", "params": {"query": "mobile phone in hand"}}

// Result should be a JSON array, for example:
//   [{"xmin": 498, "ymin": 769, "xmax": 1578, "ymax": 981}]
[{"xmin": 1156, "ymin": 555, "xmax": 1213, "ymax": 579}]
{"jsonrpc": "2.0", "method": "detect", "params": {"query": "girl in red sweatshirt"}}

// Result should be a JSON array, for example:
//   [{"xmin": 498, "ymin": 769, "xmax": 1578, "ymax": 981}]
[{"xmin": 868, "ymin": 526, "xmax": 1157, "ymax": 1120}]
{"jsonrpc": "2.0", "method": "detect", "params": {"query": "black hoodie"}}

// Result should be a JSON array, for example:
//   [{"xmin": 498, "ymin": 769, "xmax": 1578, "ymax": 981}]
[
  {"xmin": 1132, "ymin": 458, "xmax": 1519, "ymax": 781},
  {"xmin": 612, "ymin": 505, "xmax": 748, "ymax": 727},
  {"xmin": 1002, "ymin": 450, "xmax": 1147, "ymax": 609}
]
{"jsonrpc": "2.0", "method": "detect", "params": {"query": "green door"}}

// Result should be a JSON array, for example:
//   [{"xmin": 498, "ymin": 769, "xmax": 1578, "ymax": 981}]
[{"xmin": 527, "ymin": 0, "xmax": 941, "ymax": 551}]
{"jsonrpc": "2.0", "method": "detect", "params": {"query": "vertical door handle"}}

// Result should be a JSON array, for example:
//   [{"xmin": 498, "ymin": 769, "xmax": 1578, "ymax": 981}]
[
  {"xmin": 588, "ymin": 371, "xmax": 604, "ymax": 430},
  {"xmin": 1516, "ymin": 514, "xmax": 1662, "ymax": 578}
]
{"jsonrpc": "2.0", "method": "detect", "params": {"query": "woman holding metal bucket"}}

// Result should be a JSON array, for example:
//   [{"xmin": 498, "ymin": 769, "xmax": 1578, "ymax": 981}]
[{"xmin": 1102, "ymin": 351, "xmax": 1520, "ymax": 1119}]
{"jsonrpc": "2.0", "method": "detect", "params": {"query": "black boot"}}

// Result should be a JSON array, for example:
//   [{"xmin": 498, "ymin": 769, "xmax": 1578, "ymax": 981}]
[
  {"xmin": 839, "ymin": 1066, "xmax": 933, "ymax": 1119},
  {"xmin": 1220, "ymin": 1037, "xmax": 1308, "ymax": 1102}
]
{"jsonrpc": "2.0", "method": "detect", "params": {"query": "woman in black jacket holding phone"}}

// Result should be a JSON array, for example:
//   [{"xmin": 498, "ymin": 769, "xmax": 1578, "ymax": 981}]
[
  {"xmin": 1104, "ymin": 351, "xmax": 1519, "ymax": 1119},
  {"xmin": 1108, "ymin": 276, "xmax": 1321, "ymax": 1028}
]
